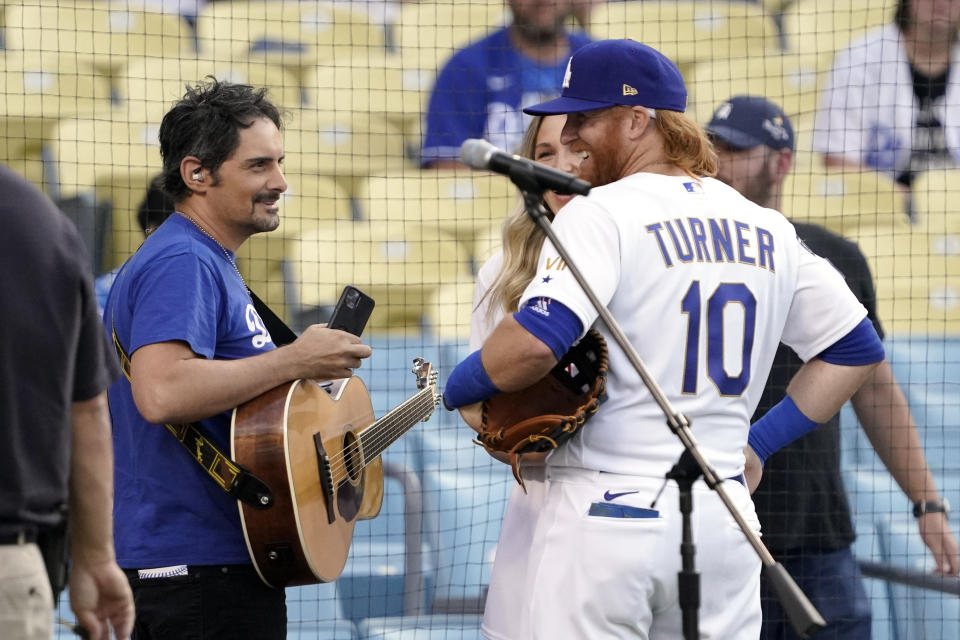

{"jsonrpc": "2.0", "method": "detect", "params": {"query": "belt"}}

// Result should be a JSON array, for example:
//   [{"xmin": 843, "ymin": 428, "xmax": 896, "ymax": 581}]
[{"xmin": 0, "ymin": 529, "xmax": 38, "ymax": 545}]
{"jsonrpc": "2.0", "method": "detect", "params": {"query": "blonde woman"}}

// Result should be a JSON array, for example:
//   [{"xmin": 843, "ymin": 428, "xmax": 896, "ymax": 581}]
[{"xmin": 460, "ymin": 113, "xmax": 583, "ymax": 640}]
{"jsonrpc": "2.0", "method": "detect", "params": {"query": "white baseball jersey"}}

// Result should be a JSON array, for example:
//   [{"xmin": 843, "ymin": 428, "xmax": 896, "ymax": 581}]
[{"xmin": 520, "ymin": 173, "xmax": 867, "ymax": 479}]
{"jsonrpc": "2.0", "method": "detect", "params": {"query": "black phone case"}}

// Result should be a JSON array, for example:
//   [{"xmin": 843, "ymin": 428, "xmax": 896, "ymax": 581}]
[{"xmin": 328, "ymin": 286, "xmax": 375, "ymax": 336}]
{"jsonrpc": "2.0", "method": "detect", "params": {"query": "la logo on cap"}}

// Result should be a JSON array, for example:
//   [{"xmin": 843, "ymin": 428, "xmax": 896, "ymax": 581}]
[
  {"xmin": 562, "ymin": 58, "xmax": 573, "ymax": 89},
  {"xmin": 622, "ymin": 84, "xmax": 638, "ymax": 96}
]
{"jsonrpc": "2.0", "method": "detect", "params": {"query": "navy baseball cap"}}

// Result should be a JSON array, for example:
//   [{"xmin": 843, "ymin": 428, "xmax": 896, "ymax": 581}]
[
  {"xmin": 705, "ymin": 96, "xmax": 795, "ymax": 152},
  {"xmin": 523, "ymin": 39, "xmax": 687, "ymax": 115}
]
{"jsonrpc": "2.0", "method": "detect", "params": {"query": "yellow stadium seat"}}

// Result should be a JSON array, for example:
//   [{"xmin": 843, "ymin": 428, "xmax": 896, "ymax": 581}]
[
  {"xmin": 306, "ymin": 50, "xmax": 435, "ymax": 145},
  {"xmin": 910, "ymin": 169, "xmax": 960, "ymax": 235},
  {"xmin": 687, "ymin": 52, "xmax": 826, "ymax": 126},
  {"xmin": 780, "ymin": 168, "xmax": 910, "ymax": 236},
  {"xmin": 424, "ymin": 275, "xmax": 478, "ymax": 341},
  {"xmin": 851, "ymin": 226, "xmax": 960, "ymax": 334},
  {"xmin": 283, "ymin": 108, "xmax": 411, "ymax": 198},
  {"xmin": 588, "ymin": 1, "xmax": 781, "ymax": 78},
  {"xmin": 118, "ymin": 57, "xmax": 303, "ymax": 123},
  {"xmin": 781, "ymin": 0, "xmax": 894, "ymax": 59},
  {"xmin": 394, "ymin": 1, "xmax": 510, "ymax": 70},
  {"xmin": 288, "ymin": 219, "xmax": 469, "ymax": 331},
  {"xmin": 237, "ymin": 175, "xmax": 353, "ymax": 322},
  {"xmin": 0, "ymin": 50, "xmax": 112, "ymax": 189},
  {"xmin": 357, "ymin": 169, "xmax": 516, "ymax": 268},
  {"xmin": 195, "ymin": 1, "xmax": 386, "ymax": 78},
  {"xmin": 49, "ymin": 115, "xmax": 164, "ymax": 267},
  {"xmin": 4, "ymin": 1, "xmax": 194, "ymax": 84}
]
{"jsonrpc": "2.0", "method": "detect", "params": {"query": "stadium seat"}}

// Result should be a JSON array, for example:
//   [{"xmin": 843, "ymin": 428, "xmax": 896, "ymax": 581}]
[
  {"xmin": 284, "ymin": 108, "xmax": 410, "ymax": 199},
  {"xmin": 424, "ymin": 276, "xmax": 477, "ymax": 341},
  {"xmin": 588, "ymin": 1, "xmax": 781, "ymax": 78},
  {"xmin": 3, "ymin": 1, "xmax": 194, "ymax": 88},
  {"xmin": 357, "ymin": 169, "xmax": 515, "ymax": 270},
  {"xmin": 780, "ymin": 168, "xmax": 910, "ymax": 237},
  {"xmin": 849, "ymin": 517, "xmax": 898, "ymax": 640},
  {"xmin": 686, "ymin": 52, "xmax": 826, "ymax": 126},
  {"xmin": 195, "ymin": 1, "xmax": 386, "ymax": 81},
  {"xmin": 883, "ymin": 517, "xmax": 960, "ymax": 639},
  {"xmin": 306, "ymin": 50, "xmax": 435, "ymax": 148},
  {"xmin": 781, "ymin": 0, "xmax": 895, "ymax": 59},
  {"xmin": 288, "ymin": 219, "xmax": 468, "ymax": 331},
  {"xmin": 851, "ymin": 228, "xmax": 960, "ymax": 335},
  {"xmin": 357, "ymin": 614, "xmax": 483, "ymax": 639},
  {"xmin": 49, "ymin": 115, "xmax": 163, "ymax": 268},
  {"xmin": 287, "ymin": 582, "xmax": 358, "ymax": 639},
  {"xmin": 0, "ymin": 50, "xmax": 112, "ymax": 190},
  {"xmin": 393, "ymin": 1, "xmax": 509, "ymax": 71},
  {"xmin": 421, "ymin": 449, "xmax": 513, "ymax": 612},
  {"xmin": 236, "ymin": 175, "xmax": 354, "ymax": 322},
  {"xmin": 118, "ymin": 57, "xmax": 303, "ymax": 123},
  {"xmin": 910, "ymin": 168, "xmax": 960, "ymax": 235}
]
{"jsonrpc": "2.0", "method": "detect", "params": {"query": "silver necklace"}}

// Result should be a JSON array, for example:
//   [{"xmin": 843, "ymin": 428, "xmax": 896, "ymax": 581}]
[{"xmin": 178, "ymin": 212, "xmax": 249, "ymax": 291}]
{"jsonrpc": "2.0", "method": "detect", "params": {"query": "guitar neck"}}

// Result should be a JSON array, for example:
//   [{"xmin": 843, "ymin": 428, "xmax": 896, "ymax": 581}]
[{"xmin": 357, "ymin": 387, "xmax": 435, "ymax": 463}]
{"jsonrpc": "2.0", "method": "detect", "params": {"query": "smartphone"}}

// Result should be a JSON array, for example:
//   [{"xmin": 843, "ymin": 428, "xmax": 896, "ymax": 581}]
[{"xmin": 327, "ymin": 286, "xmax": 375, "ymax": 336}]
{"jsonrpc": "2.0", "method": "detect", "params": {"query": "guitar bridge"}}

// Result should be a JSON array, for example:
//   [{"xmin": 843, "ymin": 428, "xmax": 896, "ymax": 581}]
[{"xmin": 313, "ymin": 432, "xmax": 337, "ymax": 524}]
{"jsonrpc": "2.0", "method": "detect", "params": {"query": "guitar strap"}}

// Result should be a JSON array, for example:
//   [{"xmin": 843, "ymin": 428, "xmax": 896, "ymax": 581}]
[{"xmin": 109, "ymin": 284, "xmax": 295, "ymax": 511}]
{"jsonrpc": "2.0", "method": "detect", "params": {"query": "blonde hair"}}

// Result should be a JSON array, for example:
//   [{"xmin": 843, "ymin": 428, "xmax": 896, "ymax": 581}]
[
  {"xmin": 655, "ymin": 110, "xmax": 718, "ymax": 178},
  {"xmin": 482, "ymin": 116, "xmax": 552, "ymax": 319}
]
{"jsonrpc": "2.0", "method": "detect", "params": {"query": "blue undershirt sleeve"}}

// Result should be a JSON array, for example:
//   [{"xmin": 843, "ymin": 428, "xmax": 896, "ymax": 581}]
[
  {"xmin": 817, "ymin": 316, "xmax": 885, "ymax": 365},
  {"xmin": 513, "ymin": 297, "xmax": 583, "ymax": 360}
]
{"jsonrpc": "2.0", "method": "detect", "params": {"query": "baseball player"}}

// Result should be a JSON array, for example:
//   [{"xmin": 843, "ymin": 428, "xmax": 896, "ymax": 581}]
[{"xmin": 443, "ymin": 39, "xmax": 886, "ymax": 638}]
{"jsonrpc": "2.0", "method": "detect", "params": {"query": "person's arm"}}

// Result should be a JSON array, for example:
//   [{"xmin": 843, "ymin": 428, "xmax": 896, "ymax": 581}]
[
  {"xmin": 68, "ymin": 392, "xmax": 135, "ymax": 640},
  {"xmin": 851, "ymin": 360, "xmax": 960, "ymax": 575},
  {"xmin": 130, "ymin": 324, "xmax": 372, "ymax": 424}
]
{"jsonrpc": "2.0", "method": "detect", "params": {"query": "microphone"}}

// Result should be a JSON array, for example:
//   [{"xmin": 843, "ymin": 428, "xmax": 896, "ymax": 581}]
[{"xmin": 459, "ymin": 138, "xmax": 591, "ymax": 196}]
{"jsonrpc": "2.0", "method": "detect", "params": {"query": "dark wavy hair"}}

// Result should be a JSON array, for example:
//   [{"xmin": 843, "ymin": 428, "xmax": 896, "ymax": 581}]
[{"xmin": 158, "ymin": 77, "xmax": 283, "ymax": 203}]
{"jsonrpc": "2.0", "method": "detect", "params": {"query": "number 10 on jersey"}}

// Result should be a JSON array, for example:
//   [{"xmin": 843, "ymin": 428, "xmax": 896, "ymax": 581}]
[{"xmin": 681, "ymin": 281, "xmax": 757, "ymax": 396}]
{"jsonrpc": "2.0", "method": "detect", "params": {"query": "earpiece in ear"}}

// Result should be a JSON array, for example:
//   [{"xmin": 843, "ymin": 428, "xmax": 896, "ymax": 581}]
[{"xmin": 193, "ymin": 170, "xmax": 203, "ymax": 182}]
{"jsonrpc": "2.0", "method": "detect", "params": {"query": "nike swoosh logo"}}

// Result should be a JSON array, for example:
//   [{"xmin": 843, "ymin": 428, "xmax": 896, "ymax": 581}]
[{"xmin": 603, "ymin": 490, "xmax": 639, "ymax": 501}]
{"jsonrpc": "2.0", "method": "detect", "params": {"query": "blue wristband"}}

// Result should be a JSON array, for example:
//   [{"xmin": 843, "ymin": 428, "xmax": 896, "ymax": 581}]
[
  {"xmin": 747, "ymin": 395, "xmax": 819, "ymax": 464},
  {"xmin": 442, "ymin": 350, "xmax": 500, "ymax": 410}
]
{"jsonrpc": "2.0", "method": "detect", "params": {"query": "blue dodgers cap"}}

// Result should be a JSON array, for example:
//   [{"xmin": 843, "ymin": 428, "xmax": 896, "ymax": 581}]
[
  {"xmin": 706, "ymin": 95, "xmax": 795, "ymax": 152},
  {"xmin": 523, "ymin": 39, "xmax": 687, "ymax": 115}
]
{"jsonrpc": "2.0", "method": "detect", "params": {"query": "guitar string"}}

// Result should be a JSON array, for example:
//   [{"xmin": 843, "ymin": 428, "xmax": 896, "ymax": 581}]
[
  {"xmin": 323, "ymin": 387, "xmax": 433, "ymax": 470},
  {"xmin": 324, "ymin": 390, "xmax": 438, "ymax": 483},
  {"xmin": 325, "ymin": 394, "xmax": 436, "ymax": 484},
  {"xmin": 324, "ymin": 390, "xmax": 435, "ymax": 480}
]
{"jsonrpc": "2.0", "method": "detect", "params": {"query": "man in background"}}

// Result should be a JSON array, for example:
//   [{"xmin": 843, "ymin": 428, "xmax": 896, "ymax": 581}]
[
  {"xmin": 707, "ymin": 94, "xmax": 959, "ymax": 639},
  {"xmin": 421, "ymin": 0, "xmax": 591, "ymax": 168},
  {"xmin": 0, "ymin": 165, "xmax": 134, "ymax": 640}
]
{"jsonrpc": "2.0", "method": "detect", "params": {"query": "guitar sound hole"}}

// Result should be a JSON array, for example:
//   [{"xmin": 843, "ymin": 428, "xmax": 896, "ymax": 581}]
[{"xmin": 342, "ymin": 431, "xmax": 363, "ymax": 483}]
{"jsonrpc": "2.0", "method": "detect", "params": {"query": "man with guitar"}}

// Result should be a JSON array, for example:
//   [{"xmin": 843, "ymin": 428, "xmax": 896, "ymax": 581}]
[{"xmin": 104, "ymin": 78, "xmax": 372, "ymax": 639}]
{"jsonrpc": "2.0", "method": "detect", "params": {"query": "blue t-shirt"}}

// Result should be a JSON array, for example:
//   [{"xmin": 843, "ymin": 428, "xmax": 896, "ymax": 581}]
[
  {"xmin": 421, "ymin": 27, "xmax": 591, "ymax": 166},
  {"xmin": 104, "ymin": 214, "xmax": 275, "ymax": 568}
]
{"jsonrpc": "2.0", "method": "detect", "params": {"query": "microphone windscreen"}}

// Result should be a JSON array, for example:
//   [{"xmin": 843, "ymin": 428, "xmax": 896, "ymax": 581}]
[{"xmin": 459, "ymin": 138, "xmax": 495, "ymax": 170}]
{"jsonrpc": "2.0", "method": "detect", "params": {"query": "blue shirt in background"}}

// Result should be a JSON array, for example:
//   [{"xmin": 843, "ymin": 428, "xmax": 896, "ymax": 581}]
[{"xmin": 422, "ymin": 27, "xmax": 591, "ymax": 166}]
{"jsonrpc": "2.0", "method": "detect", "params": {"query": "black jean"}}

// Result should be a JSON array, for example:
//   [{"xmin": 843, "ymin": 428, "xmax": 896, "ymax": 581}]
[{"xmin": 124, "ymin": 564, "xmax": 286, "ymax": 640}]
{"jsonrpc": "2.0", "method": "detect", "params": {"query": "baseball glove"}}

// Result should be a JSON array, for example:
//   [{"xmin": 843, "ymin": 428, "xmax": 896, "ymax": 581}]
[{"xmin": 475, "ymin": 329, "xmax": 609, "ymax": 490}]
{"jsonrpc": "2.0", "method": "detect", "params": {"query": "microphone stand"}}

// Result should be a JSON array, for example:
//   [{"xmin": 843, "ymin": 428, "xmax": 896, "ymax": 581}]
[{"xmin": 507, "ymin": 162, "xmax": 826, "ymax": 639}]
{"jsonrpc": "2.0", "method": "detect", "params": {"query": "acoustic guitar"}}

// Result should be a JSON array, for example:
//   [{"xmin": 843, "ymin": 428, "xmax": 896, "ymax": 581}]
[{"xmin": 231, "ymin": 358, "xmax": 440, "ymax": 588}]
